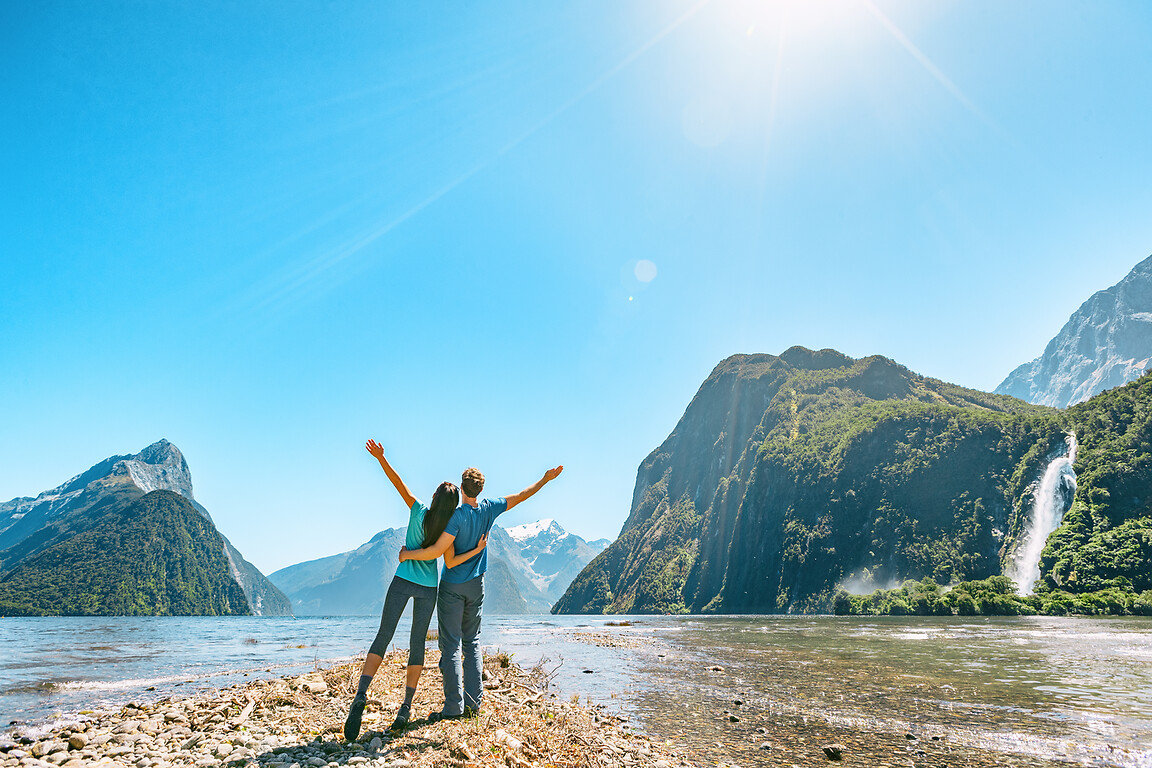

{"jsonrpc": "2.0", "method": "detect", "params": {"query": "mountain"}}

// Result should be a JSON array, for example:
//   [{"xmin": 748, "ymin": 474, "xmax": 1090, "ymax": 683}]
[
  {"xmin": 996, "ymin": 254, "xmax": 1152, "ymax": 407},
  {"xmin": 554, "ymin": 347, "xmax": 1152, "ymax": 615},
  {"xmin": 270, "ymin": 519, "xmax": 607, "ymax": 615},
  {"xmin": 0, "ymin": 491, "xmax": 252, "ymax": 616},
  {"xmin": 505, "ymin": 519, "xmax": 609, "ymax": 602},
  {"xmin": 269, "ymin": 525, "xmax": 545, "ymax": 615},
  {"xmin": 268, "ymin": 528, "xmax": 408, "ymax": 616},
  {"xmin": 0, "ymin": 440, "xmax": 290, "ymax": 616}
]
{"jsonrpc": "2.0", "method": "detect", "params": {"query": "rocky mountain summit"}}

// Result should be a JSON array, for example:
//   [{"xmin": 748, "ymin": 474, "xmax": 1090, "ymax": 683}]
[
  {"xmin": 0, "ymin": 439, "xmax": 194, "ymax": 556},
  {"xmin": 505, "ymin": 519, "xmax": 610, "ymax": 602},
  {"xmin": 997, "ymin": 253, "xmax": 1152, "ymax": 407},
  {"xmin": 0, "ymin": 440, "xmax": 290, "ymax": 615}
]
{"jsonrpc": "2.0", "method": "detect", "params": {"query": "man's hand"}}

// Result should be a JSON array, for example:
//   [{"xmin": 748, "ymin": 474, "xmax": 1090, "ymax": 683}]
[
  {"xmin": 398, "ymin": 546, "xmax": 409, "ymax": 562},
  {"xmin": 543, "ymin": 465, "xmax": 564, "ymax": 483},
  {"xmin": 366, "ymin": 439, "xmax": 385, "ymax": 459}
]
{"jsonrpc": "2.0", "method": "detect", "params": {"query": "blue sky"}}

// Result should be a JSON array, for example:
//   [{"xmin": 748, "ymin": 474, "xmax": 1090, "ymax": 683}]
[{"xmin": 3, "ymin": 0, "xmax": 1152, "ymax": 574}]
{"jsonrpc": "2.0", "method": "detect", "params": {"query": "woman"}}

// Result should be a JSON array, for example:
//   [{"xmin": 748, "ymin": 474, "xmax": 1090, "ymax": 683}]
[{"xmin": 343, "ymin": 439, "xmax": 487, "ymax": 741}]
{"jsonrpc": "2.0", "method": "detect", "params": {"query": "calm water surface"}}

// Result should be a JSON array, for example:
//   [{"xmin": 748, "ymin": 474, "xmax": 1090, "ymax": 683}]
[{"xmin": 1, "ymin": 615, "xmax": 1149, "ymax": 767}]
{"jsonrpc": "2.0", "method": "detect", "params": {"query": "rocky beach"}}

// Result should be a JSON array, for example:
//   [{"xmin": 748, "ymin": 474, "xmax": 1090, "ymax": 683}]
[
  {"xmin": 2, "ymin": 641, "xmax": 1100, "ymax": 768},
  {"xmin": 1, "ymin": 650, "xmax": 689, "ymax": 768}
]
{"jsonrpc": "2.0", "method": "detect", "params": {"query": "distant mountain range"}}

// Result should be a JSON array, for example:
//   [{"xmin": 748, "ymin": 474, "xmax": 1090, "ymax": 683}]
[
  {"xmin": 269, "ymin": 517, "xmax": 608, "ymax": 615},
  {"xmin": 0, "ymin": 441, "xmax": 290, "ymax": 616},
  {"xmin": 997, "ymin": 254, "xmax": 1152, "ymax": 407}
]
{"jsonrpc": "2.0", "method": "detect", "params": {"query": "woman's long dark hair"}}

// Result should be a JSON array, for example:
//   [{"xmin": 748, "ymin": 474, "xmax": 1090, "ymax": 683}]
[{"xmin": 422, "ymin": 481, "xmax": 460, "ymax": 548}]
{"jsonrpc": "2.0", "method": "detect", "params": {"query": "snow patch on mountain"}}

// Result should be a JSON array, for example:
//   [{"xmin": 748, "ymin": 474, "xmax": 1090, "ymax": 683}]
[
  {"xmin": 496, "ymin": 518, "xmax": 609, "ymax": 603},
  {"xmin": 997, "ymin": 254, "xmax": 1152, "ymax": 407},
  {"xmin": 506, "ymin": 519, "xmax": 566, "ymax": 543},
  {"xmin": 0, "ymin": 439, "xmax": 291, "ymax": 616},
  {"xmin": 1, "ymin": 440, "xmax": 194, "ymax": 542}
]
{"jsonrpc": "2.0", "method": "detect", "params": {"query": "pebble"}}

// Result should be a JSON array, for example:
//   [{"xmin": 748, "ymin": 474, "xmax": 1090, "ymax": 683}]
[{"xmin": 822, "ymin": 743, "xmax": 844, "ymax": 760}]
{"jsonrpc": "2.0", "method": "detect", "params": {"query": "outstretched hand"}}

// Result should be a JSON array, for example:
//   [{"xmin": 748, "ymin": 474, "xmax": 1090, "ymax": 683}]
[
  {"xmin": 543, "ymin": 465, "xmax": 564, "ymax": 483},
  {"xmin": 366, "ymin": 439, "xmax": 385, "ymax": 459}
]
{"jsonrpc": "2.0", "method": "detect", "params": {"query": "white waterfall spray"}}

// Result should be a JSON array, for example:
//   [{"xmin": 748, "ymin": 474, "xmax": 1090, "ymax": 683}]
[{"xmin": 1007, "ymin": 433, "xmax": 1078, "ymax": 595}]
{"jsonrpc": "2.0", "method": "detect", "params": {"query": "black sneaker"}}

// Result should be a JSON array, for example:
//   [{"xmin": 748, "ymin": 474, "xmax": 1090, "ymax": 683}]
[
  {"xmin": 389, "ymin": 704, "xmax": 411, "ymax": 732},
  {"xmin": 344, "ymin": 694, "xmax": 366, "ymax": 741},
  {"xmin": 463, "ymin": 705, "xmax": 480, "ymax": 718},
  {"xmin": 427, "ymin": 710, "xmax": 462, "ymax": 724}
]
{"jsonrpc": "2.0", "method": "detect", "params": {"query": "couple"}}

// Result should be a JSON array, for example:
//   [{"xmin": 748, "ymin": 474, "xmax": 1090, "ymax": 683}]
[{"xmin": 343, "ymin": 439, "xmax": 562, "ymax": 741}]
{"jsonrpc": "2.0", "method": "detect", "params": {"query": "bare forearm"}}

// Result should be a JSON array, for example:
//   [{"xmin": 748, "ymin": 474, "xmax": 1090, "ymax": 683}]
[
  {"xmin": 445, "ymin": 543, "xmax": 484, "ymax": 568},
  {"xmin": 366, "ymin": 440, "xmax": 416, "ymax": 509},
  {"xmin": 377, "ymin": 456, "xmax": 416, "ymax": 508},
  {"xmin": 519, "ymin": 476, "xmax": 548, "ymax": 501},
  {"xmin": 505, "ymin": 467, "xmax": 561, "ymax": 511},
  {"xmin": 401, "ymin": 532, "xmax": 454, "ymax": 562},
  {"xmin": 404, "ymin": 545, "xmax": 440, "ymax": 562}
]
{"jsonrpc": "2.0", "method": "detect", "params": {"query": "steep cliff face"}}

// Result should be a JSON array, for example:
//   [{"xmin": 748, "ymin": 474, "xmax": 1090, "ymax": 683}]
[
  {"xmin": 554, "ymin": 349, "xmax": 1065, "ymax": 614},
  {"xmin": 0, "ymin": 441, "xmax": 290, "ymax": 616},
  {"xmin": 997, "ymin": 254, "xmax": 1152, "ymax": 407}
]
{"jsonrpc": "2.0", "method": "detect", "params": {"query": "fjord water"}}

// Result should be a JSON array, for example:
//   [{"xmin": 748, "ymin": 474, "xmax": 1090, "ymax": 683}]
[{"xmin": 2, "ymin": 616, "xmax": 1150, "ymax": 766}]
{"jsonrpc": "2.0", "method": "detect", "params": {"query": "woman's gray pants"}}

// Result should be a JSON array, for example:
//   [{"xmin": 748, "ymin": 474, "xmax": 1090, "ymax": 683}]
[
  {"xmin": 436, "ymin": 575, "xmax": 484, "ymax": 716},
  {"xmin": 367, "ymin": 575, "xmax": 437, "ymax": 666}
]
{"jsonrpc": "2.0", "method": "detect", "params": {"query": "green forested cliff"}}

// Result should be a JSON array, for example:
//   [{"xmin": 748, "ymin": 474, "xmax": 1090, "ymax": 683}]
[
  {"xmin": 1044, "ymin": 376, "xmax": 1152, "ymax": 593},
  {"xmin": 554, "ymin": 348, "xmax": 1152, "ymax": 615},
  {"xmin": 0, "ymin": 490, "xmax": 252, "ymax": 616}
]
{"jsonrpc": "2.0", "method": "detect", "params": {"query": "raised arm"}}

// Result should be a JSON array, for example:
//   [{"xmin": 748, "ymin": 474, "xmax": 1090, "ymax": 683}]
[
  {"xmin": 444, "ymin": 533, "xmax": 487, "ymax": 569},
  {"xmin": 366, "ymin": 439, "xmax": 417, "ymax": 510},
  {"xmin": 399, "ymin": 531, "xmax": 455, "ymax": 562},
  {"xmin": 505, "ymin": 465, "xmax": 564, "ymax": 512}
]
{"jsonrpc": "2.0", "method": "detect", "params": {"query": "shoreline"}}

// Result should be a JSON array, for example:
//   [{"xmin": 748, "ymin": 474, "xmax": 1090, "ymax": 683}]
[
  {"xmin": 2, "ymin": 648, "xmax": 1095, "ymax": 768},
  {"xmin": 6, "ymin": 614, "xmax": 1151, "ymax": 767},
  {"xmin": 2, "ymin": 650, "xmax": 690, "ymax": 768}
]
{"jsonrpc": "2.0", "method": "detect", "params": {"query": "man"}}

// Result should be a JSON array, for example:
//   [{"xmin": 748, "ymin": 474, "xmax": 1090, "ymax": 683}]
[{"xmin": 400, "ymin": 463, "xmax": 562, "ymax": 719}]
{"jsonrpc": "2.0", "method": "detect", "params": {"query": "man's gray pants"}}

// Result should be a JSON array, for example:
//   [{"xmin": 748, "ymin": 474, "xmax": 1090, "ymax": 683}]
[{"xmin": 437, "ymin": 575, "xmax": 484, "ymax": 716}]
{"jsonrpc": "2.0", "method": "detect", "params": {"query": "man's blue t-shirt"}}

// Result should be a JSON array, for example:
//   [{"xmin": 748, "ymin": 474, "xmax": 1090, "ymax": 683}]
[{"xmin": 441, "ymin": 498, "xmax": 507, "ymax": 584}]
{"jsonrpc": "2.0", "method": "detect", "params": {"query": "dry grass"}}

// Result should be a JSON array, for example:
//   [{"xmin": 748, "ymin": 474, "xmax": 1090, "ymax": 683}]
[{"xmin": 221, "ymin": 649, "xmax": 687, "ymax": 767}]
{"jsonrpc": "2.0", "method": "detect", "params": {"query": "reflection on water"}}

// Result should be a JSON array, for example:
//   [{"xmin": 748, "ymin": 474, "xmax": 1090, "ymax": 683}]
[
  {"xmin": 2, "ymin": 615, "xmax": 1150, "ymax": 767},
  {"xmin": 614, "ymin": 616, "xmax": 1152, "ymax": 768}
]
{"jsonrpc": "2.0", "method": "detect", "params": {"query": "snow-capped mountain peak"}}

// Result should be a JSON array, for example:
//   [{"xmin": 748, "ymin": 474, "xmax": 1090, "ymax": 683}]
[
  {"xmin": 1, "ymin": 439, "xmax": 195, "ymax": 543},
  {"xmin": 506, "ymin": 518, "xmax": 567, "ymax": 543}
]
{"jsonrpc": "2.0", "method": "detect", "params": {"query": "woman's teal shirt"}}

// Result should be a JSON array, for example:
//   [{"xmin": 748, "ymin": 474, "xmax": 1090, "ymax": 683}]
[{"xmin": 394, "ymin": 500, "xmax": 439, "ymax": 588}]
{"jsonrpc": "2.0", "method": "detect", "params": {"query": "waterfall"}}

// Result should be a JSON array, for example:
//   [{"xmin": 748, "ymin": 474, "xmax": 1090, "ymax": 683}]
[{"xmin": 1006, "ymin": 433, "xmax": 1078, "ymax": 595}]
